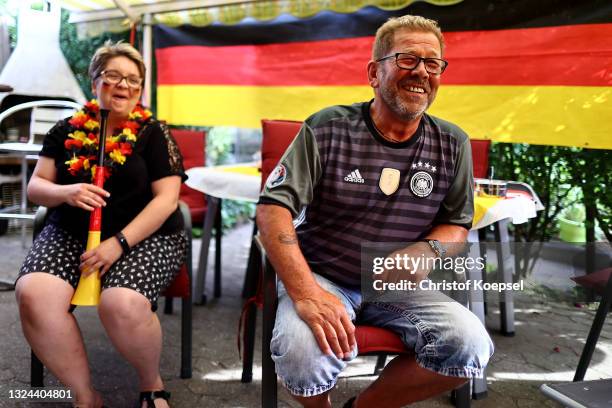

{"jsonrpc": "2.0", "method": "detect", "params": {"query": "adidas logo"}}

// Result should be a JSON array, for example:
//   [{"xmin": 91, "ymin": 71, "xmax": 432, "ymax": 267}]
[{"xmin": 344, "ymin": 169, "xmax": 365, "ymax": 183}]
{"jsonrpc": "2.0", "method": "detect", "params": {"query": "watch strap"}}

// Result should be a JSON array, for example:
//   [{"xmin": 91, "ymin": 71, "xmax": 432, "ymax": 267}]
[
  {"xmin": 424, "ymin": 239, "xmax": 446, "ymax": 258},
  {"xmin": 115, "ymin": 232, "xmax": 131, "ymax": 255}
]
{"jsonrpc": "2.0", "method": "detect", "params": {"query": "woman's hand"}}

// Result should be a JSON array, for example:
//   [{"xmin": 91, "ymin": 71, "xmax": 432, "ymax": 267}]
[
  {"xmin": 79, "ymin": 237, "xmax": 123, "ymax": 277},
  {"xmin": 63, "ymin": 183, "xmax": 110, "ymax": 211}
]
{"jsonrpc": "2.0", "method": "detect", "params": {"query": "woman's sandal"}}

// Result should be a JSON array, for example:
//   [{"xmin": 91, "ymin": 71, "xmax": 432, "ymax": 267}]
[{"xmin": 139, "ymin": 390, "xmax": 171, "ymax": 408}]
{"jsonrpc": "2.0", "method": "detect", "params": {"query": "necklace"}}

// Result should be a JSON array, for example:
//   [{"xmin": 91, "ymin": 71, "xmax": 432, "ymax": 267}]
[
  {"xmin": 64, "ymin": 99, "xmax": 152, "ymax": 181},
  {"xmin": 371, "ymin": 118, "xmax": 405, "ymax": 143}
]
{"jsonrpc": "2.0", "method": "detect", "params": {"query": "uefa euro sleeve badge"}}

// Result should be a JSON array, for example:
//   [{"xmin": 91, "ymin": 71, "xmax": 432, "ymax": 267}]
[{"xmin": 379, "ymin": 168, "xmax": 400, "ymax": 195}]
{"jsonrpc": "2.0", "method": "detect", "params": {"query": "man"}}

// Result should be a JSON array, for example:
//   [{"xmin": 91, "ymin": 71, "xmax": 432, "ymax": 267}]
[{"xmin": 257, "ymin": 15, "xmax": 493, "ymax": 408}]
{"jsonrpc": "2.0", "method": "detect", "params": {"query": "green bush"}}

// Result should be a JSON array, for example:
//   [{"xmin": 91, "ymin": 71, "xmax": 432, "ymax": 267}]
[{"xmin": 489, "ymin": 143, "xmax": 611, "ymax": 276}]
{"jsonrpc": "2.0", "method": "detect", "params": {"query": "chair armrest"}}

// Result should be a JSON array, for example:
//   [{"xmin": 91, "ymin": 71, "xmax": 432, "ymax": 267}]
[
  {"xmin": 178, "ymin": 200, "xmax": 192, "ymax": 233},
  {"xmin": 258, "ymin": 235, "xmax": 276, "ymax": 306},
  {"xmin": 33, "ymin": 206, "xmax": 48, "ymax": 239},
  {"xmin": 253, "ymin": 234, "xmax": 266, "ymax": 261}
]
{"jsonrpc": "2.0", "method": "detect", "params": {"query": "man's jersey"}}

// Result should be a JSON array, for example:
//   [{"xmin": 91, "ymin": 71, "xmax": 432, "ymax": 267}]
[{"xmin": 259, "ymin": 100, "xmax": 474, "ymax": 287}]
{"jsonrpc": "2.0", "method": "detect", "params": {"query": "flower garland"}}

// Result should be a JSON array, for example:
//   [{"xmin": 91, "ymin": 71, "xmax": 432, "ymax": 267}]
[{"xmin": 64, "ymin": 99, "xmax": 152, "ymax": 181}]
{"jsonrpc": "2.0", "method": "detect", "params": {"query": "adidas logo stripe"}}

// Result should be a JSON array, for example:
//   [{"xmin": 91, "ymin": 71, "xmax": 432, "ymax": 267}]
[{"xmin": 344, "ymin": 169, "xmax": 365, "ymax": 183}]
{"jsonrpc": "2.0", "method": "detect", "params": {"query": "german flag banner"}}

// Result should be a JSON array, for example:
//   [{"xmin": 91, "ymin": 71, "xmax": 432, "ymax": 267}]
[{"xmin": 155, "ymin": 0, "xmax": 612, "ymax": 149}]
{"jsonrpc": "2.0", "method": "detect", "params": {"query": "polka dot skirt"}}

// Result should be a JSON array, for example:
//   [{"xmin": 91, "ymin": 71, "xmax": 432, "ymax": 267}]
[{"xmin": 19, "ymin": 224, "xmax": 187, "ymax": 305}]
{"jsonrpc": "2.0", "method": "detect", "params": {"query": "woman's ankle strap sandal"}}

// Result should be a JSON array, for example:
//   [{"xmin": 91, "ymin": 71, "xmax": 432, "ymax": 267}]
[
  {"xmin": 342, "ymin": 396, "xmax": 356, "ymax": 408},
  {"xmin": 139, "ymin": 390, "xmax": 171, "ymax": 408}
]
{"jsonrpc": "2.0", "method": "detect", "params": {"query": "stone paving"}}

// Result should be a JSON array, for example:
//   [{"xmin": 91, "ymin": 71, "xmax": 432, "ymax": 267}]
[{"xmin": 0, "ymin": 222, "xmax": 610, "ymax": 407}]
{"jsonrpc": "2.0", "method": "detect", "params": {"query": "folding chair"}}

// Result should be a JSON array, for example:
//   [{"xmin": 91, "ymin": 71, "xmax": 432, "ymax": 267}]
[
  {"xmin": 571, "ymin": 267, "xmax": 612, "ymax": 381},
  {"xmin": 540, "ymin": 267, "xmax": 612, "ymax": 406}
]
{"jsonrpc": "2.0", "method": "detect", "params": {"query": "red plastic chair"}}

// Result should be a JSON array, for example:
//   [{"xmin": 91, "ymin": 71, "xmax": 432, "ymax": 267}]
[
  {"xmin": 171, "ymin": 128, "xmax": 227, "ymax": 303},
  {"xmin": 241, "ymin": 120, "xmax": 470, "ymax": 407},
  {"xmin": 259, "ymin": 244, "xmax": 471, "ymax": 408},
  {"xmin": 259, "ymin": 119, "xmax": 302, "ymax": 189},
  {"xmin": 30, "ymin": 202, "xmax": 193, "ymax": 385},
  {"xmin": 171, "ymin": 129, "xmax": 207, "ymax": 224},
  {"xmin": 469, "ymin": 139, "xmax": 491, "ymax": 179},
  {"xmin": 241, "ymin": 120, "xmax": 301, "ymax": 382}
]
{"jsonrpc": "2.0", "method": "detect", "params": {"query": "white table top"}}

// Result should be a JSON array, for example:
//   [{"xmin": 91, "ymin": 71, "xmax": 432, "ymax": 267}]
[
  {"xmin": 472, "ymin": 194, "xmax": 537, "ymax": 230},
  {"xmin": 185, "ymin": 162, "xmax": 261, "ymax": 203},
  {"xmin": 0, "ymin": 142, "xmax": 42, "ymax": 154}
]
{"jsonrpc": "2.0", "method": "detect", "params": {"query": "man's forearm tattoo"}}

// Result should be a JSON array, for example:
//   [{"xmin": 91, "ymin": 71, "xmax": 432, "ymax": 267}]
[{"xmin": 278, "ymin": 231, "xmax": 298, "ymax": 245}]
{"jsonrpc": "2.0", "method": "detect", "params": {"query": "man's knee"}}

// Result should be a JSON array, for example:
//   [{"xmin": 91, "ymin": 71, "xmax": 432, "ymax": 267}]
[
  {"xmin": 271, "ymin": 311, "xmax": 350, "ymax": 397},
  {"xmin": 438, "ymin": 318, "xmax": 494, "ymax": 377}
]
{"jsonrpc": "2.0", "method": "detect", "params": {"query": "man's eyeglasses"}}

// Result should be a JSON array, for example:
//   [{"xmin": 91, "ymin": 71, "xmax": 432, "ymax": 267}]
[
  {"xmin": 376, "ymin": 53, "xmax": 448, "ymax": 75},
  {"xmin": 97, "ymin": 70, "xmax": 143, "ymax": 89}
]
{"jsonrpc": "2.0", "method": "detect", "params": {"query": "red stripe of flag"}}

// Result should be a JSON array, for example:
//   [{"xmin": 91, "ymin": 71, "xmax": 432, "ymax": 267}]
[{"xmin": 156, "ymin": 23, "xmax": 612, "ymax": 87}]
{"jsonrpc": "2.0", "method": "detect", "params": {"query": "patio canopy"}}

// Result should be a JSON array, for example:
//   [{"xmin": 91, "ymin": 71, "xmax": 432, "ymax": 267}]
[{"xmin": 60, "ymin": 0, "xmax": 456, "ymax": 36}]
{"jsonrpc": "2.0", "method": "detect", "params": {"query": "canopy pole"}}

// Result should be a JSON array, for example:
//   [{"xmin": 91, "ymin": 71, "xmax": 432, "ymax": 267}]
[
  {"xmin": 142, "ymin": 13, "xmax": 152, "ymax": 108},
  {"xmin": 112, "ymin": 0, "xmax": 140, "ymax": 23}
]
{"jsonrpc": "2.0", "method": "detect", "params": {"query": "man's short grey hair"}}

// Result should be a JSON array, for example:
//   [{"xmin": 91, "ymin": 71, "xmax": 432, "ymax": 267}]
[{"xmin": 372, "ymin": 15, "xmax": 445, "ymax": 60}]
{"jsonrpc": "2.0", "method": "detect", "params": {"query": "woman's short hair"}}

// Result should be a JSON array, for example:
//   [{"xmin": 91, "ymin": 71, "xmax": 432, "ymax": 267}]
[
  {"xmin": 372, "ymin": 15, "xmax": 445, "ymax": 60},
  {"xmin": 88, "ymin": 40, "xmax": 146, "ymax": 82}
]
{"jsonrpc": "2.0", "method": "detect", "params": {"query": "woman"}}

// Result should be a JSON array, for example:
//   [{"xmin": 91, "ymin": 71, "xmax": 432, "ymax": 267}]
[{"xmin": 15, "ymin": 41, "xmax": 186, "ymax": 408}]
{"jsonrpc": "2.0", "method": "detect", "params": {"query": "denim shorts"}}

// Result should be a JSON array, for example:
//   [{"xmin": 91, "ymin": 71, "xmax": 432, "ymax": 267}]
[{"xmin": 271, "ymin": 273, "xmax": 494, "ymax": 397}]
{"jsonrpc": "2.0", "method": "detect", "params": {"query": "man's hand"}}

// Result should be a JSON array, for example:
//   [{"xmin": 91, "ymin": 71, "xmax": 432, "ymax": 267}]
[
  {"xmin": 79, "ymin": 237, "xmax": 123, "ymax": 277},
  {"xmin": 294, "ymin": 288, "xmax": 356, "ymax": 359}
]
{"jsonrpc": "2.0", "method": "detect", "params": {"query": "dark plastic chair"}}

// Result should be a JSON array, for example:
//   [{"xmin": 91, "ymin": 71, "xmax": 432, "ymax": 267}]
[
  {"xmin": 30, "ymin": 201, "xmax": 193, "ymax": 386},
  {"xmin": 571, "ymin": 267, "xmax": 612, "ymax": 381},
  {"xmin": 540, "ymin": 267, "xmax": 612, "ymax": 406}
]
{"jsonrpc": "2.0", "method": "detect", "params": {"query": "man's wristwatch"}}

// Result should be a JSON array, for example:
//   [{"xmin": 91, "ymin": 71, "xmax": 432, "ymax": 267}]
[
  {"xmin": 115, "ymin": 232, "xmax": 131, "ymax": 255},
  {"xmin": 424, "ymin": 239, "xmax": 446, "ymax": 258}
]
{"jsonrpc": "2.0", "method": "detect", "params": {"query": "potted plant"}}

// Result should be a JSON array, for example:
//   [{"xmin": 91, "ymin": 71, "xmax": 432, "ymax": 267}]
[{"xmin": 558, "ymin": 204, "xmax": 586, "ymax": 242}]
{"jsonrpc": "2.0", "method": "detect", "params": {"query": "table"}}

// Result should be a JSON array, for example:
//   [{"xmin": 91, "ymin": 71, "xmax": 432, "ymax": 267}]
[
  {"xmin": 469, "ymin": 184, "xmax": 543, "ymax": 333},
  {"xmin": 467, "ymin": 188, "xmax": 541, "ymax": 398},
  {"xmin": 185, "ymin": 162, "xmax": 260, "ymax": 202},
  {"xmin": 0, "ymin": 142, "xmax": 42, "ymax": 246},
  {"xmin": 185, "ymin": 163, "xmax": 261, "ymax": 304}
]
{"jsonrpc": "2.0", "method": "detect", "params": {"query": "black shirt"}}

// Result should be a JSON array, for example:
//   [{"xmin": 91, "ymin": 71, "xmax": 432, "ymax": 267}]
[{"xmin": 39, "ymin": 117, "xmax": 186, "ymax": 245}]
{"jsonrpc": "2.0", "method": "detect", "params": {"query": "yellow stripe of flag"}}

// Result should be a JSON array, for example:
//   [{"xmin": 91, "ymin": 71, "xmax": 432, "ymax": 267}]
[{"xmin": 158, "ymin": 84, "xmax": 611, "ymax": 149}]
